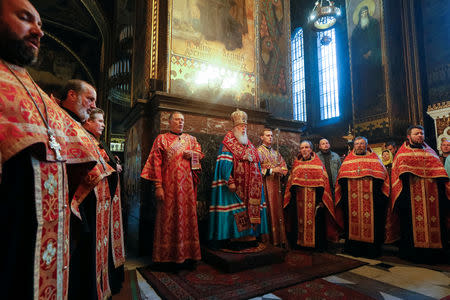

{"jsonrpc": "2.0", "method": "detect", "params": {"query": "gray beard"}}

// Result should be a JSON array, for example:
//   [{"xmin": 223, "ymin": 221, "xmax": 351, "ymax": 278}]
[
  {"xmin": 361, "ymin": 16, "xmax": 369, "ymax": 29},
  {"xmin": 233, "ymin": 130, "xmax": 248, "ymax": 145}
]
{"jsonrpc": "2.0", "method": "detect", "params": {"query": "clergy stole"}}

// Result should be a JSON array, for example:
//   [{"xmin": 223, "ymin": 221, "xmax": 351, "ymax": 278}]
[
  {"xmin": 32, "ymin": 158, "xmax": 69, "ymax": 300},
  {"xmin": 347, "ymin": 177, "xmax": 375, "ymax": 243},
  {"xmin": 110, "ymin": 176, "xmax": 125, "ymax": 267},
  {"xmin": 409, "ymin": 175, "xmax": 442, "ymax": 248},
  {"xmin": 94, "ymin": 178, "xmax": 112, "ymax": 299},
  {"xmin": 296, "ymin": 187, "xmax": 317, "ymax": 247}
]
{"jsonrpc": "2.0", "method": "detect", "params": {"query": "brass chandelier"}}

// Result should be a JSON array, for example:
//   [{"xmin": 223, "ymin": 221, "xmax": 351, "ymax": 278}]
[{"xmin": 309, "ymin": 0, "xmax": 342, "ymax": 31}]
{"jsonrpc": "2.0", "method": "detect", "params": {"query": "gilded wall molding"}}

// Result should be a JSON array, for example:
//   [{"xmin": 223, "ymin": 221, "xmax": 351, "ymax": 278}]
[
  {"xmin": 426, "ymin": 101, "xmax": 450, "ymax": 144},
  {"xmin": 150, "ymin": 0, "xmax": 159, "ymax": 83}
]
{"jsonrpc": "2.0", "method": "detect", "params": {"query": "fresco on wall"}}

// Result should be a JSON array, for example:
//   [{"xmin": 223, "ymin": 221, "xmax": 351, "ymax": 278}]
[
  {"xmin": 170, "ymin": 0, "xmax": 256, "ymax": 108},
  {"xmin": 346, "ymin": 0, "xmax": 386, "ymax": 120},
  {"xmin": 258, "ymin": 0, "xmax": 292, "ymax": 119}
]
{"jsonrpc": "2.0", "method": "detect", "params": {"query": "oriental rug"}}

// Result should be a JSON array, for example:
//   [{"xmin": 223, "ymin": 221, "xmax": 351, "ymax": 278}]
[
  {"xmin": 138, "ymin": 250, "xmax": 366, "ymax": 300},
  {"xmin": 273, "ymin": 278, "xmax": 376, "ymax": 300}
]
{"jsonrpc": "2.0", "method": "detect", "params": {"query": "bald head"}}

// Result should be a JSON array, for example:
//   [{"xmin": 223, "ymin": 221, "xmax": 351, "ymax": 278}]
[{"xmin": 0, "ymin": 0, "xmax": 43, "ymax": 66}]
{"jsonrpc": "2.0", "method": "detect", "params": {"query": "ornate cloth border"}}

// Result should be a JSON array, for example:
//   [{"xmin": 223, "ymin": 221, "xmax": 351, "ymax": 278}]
[{"xmin": 32, "ymin": 158, "xmax": 69, "ymax": 300}]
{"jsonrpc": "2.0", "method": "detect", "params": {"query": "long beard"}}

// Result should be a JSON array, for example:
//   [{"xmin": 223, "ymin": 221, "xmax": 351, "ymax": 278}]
[
  {"xmin": 360, "ymin": 16, "xmax": 369, "ymax": 29},
  {"xmin": 233, "ymin": 129, "xmax": 248, "ymax": 145},
  {"xmin": 0, "ymin": 24, "xmax": 39, "ymax": 67}
]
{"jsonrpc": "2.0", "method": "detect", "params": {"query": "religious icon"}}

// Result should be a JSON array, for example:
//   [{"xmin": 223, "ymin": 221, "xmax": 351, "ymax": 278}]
[{"xmin": 346, "ymin": 0, "xmax": 386, "ymax": 119}]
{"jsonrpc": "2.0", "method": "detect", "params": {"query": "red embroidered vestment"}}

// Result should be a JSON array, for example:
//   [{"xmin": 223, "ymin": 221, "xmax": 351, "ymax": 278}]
[
  {"xmin": 284, "ymin": 154, "xmax": 342, "ymax": 245},
  {"xmin": 335, "ymin": 150, "xmax": 389, "ymax": 243},
  {"xmin": 141, "ymin": 133, "xmax": 203, "ymax": 263},
  {"xmin": 386, "ymin": 142, "xmax": 450, "ymax": 247},
  {"xmin": 0, "ymin": 61, "xmax": 97, "ymax": 300},
  {"xmin": 257, "ymin": 145, "xmax": 288, "ymax": 245}
]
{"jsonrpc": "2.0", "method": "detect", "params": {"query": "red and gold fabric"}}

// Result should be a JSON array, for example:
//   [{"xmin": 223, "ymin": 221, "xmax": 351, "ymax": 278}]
[
  {"xmin": 110, "ymin": 176, "xmax": 125, "ymax": 267},
  {"xmin": 346, "ymin": 178, "xmax": 376, "ymax": 243},
  {"xmin": 257, "ymin": 145, "xmax": 288, "ymax": 176},
  {"xmin": 335, "ymin": 150, "xmax": 389, "ymax": 244},
  {"xmin": 0, "ymin": 61, "xmax": 97, "ymax": 300},
  {"xmin": 386, "ymin": 142, "xmax": 450, "ymax": 246},
  {"xmin": 0, "ymin": 61, "xmax": 97, "ymax": 168},
  {"xmin": 94, "ymin": 177, "xmax": 112, "ymax": 299},
  {"xmin": 69, "ymin": 130, "xmax": 115, "ymax": 219},
  {"xmin": 222, "ymin": 131, "xmax": 263, "ymax": 224},
  {"xmin": 335, "ymin": 150, "xmax": 389, "ymax": 206},
  {"xmin": 141, "ymin": 133, "xmax": 203, "ymax": 263},
  {"xmin": 390, "ymin": 142, "xmax": 450, "ymax": 206},
  {"xmin": 77, "ymin": 134, "xmax": 117, "ymax": 299},
  {"xmin": 257, "ymin": 145, "xmax": 288, "ymax": 245},
  {"xmin": 32, "ymin": 159, "xmax": 69, "ymax": 300},
  {"xmin": 100, "ymin": 147, "xmax": 126, "ymax": 266},
  {"xmin": 284, "ymin": 154, "xmax": 342, "ymax": 245}
]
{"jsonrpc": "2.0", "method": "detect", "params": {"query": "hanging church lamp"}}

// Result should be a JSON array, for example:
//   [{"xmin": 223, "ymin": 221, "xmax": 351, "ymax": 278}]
[{"xmin": 308, "ymin": 0, "xmax": 342, "ymax": 31}]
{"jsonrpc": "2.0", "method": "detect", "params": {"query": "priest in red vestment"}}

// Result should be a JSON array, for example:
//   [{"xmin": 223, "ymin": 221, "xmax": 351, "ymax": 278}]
[
  {"xmin": 60, "ymin": 80, "xmax": 116, "ymax": 300},
  {"xmin": 141, "ymin": 111, "xmax": 204, "ymax": 265},
  {"xmin": 83, "ymin": 108, "xmax": 126, "ymax": 295},
  {"xmin": 386, "ymin": 125, "xmax": 450, "ymax": 263},
  {"xmin": 0, "ymin": 2, "xmax": 98, "ymax": 299},
  {"xmin": 258, "ymin": 128, "xmax": 288, "ymax": 247},
  {"xmin": 335, "ymin": 136, "xmax": 389, "ymax": 258},
  {"xmin": 284, "ymin": 140, "xmax": 341, "ymax": 250}
]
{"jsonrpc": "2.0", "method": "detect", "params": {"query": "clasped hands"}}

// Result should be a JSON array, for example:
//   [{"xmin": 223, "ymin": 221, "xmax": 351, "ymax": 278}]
[
  {"xmin": 183, "ymin": 150, "xmax": 193, "ymax": 159},
  {"xmin": 228, "ymin": 183, "xmax": 236, "ymax": 193}
]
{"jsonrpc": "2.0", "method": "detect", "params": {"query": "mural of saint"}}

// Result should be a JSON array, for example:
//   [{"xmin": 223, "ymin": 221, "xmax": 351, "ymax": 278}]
[
  {"xmin": 197, "ymin": 0, "xmax": 248, "ymax": 50},
  {"xmin": 349, "ymin": 0, "xmax": 384, "ymax": 116}
]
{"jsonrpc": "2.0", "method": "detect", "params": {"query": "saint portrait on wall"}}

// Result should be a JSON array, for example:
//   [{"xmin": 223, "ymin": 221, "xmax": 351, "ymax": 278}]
[
  {"xmin": 196, "ymin": 0, "xmax": 248, "ymax": 51},
  {"xmin": 170, "ymin": 0, "xmax": 256, "ymax": 108},
  {"xmin": 346, "ymin": 0, "xmax": 386, "ymax": 119}
]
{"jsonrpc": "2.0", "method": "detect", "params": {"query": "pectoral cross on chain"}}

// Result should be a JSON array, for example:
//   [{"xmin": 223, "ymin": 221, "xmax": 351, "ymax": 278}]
[
  {"xmin": 48, "ymin": 131, "xmax": 62, "ymax": 161},
  {"xmin": 357, "ymin": 165, "xmax": 361, "ymax": 175}
]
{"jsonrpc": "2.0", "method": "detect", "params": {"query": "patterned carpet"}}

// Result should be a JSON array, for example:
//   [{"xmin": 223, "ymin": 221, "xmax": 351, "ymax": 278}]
[
  {"xmin": 138, "ymin": 250, "xmax": 366, "ymax": 300},
  {"xmin": 273, "ymin": 278, "xmax": 376, "ymax": 300}
]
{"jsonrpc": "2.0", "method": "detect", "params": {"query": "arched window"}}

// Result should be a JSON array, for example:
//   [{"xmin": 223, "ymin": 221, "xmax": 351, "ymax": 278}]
[
  {"xmin": 317, "ymin": 26, "xmax": 340, "ymax": 120},
  {"xmin": 291, "ymin": 27, "xmax": 307, "ymax": 121}
]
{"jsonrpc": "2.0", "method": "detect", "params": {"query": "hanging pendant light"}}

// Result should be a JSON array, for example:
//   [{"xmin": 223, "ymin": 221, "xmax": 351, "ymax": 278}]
[{"xmin": 309, "ymin": 0, "xmax": 341, "ymax": 31}]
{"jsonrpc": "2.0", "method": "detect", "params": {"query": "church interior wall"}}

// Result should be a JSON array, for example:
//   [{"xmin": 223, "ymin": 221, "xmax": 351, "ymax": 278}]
[
  {"xmin": 420, "ymin": 0, "xmax": 450, "ymax": 107},
  {"xmin": 23, "ymin": 0, "xmax": 450, "ymax": 256},
  {"xmin": 122, "ymin": 103, "xmax": 302, "ymax": 254}
]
